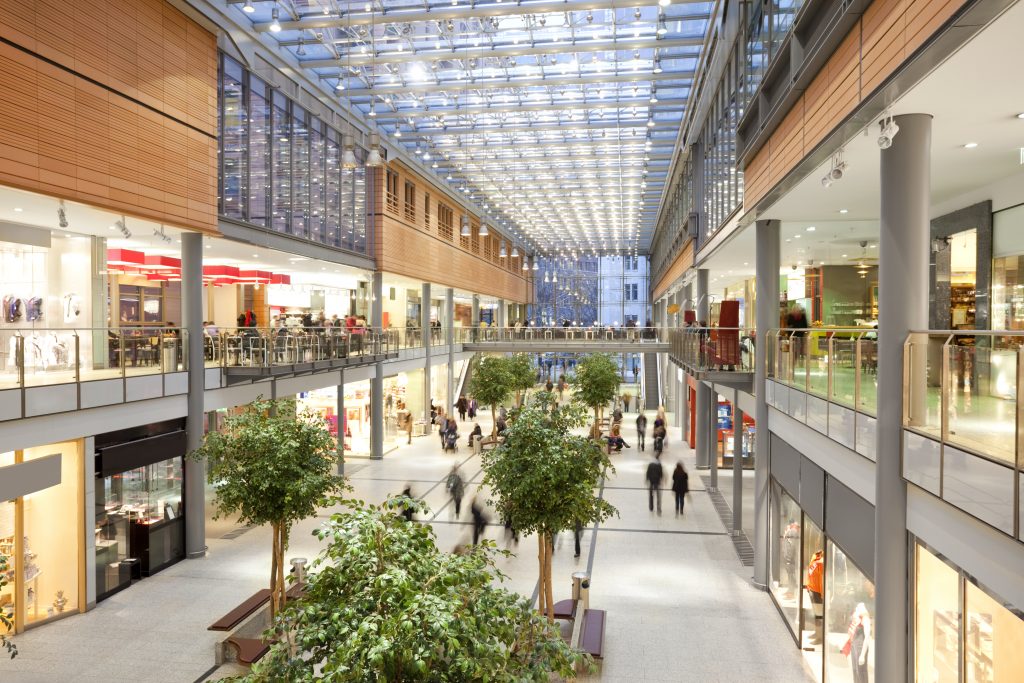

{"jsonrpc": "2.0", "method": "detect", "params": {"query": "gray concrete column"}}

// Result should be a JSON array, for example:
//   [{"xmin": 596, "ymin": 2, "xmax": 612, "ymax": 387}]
[
  {"xmin": 337, "ymin": 372, "xmax": 345, "ymax": 475},
  {"xmin": 753, "ymin": 219, "xmax": 780, "ymax": 587},
  {"xmin": 422, "ymin": 282, "xmax": 432, "ymax": 422},
  {"xmin": 371, "ymin": 271, "xmax": 385, "ymax": 460},
  {"xmin": 497, "ymin": 298, "xmax": 506, "ymax": 330},
  {"xmin": 732, "ymin": 391, "xmax": 744, "ymax": 536},
  {"xmin": 695, "ymin": 269, "xmax": 713, "ymax": 470},
  {"xmin": 875, "ymin": 113, "xmax": 931, "ymax": 683},
  {"xmin": 181, "ymin": 231, "xmax": 206, "ymax": 559},
  {"xmin": 446, "ymin": 288, "xmax": 455, "ymax": 412},
  {"xmin": 471, "ymin": 294, "xmax": 480, "ymax": 326},
  {"xmin": 707, "ymin": 385, "xmax": 718, "ymax": 490},
  {"xmin": 679, "ymin": 369, "xmax": 687, "ymax": 444}
]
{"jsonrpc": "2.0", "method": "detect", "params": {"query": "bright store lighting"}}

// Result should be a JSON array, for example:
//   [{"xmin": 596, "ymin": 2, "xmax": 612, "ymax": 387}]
[{"xmin": 269, "ymin": 8, "xmax": 281, "ymax": 32}]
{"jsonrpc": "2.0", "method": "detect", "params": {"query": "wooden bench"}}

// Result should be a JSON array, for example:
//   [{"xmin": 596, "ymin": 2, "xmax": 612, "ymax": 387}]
[
  {"xmin": 578, "ymin": 608, "xmax": 606, "ymax": 660},
  {"xmin": 208, "ymin": 589, "xmax": 272, "ymax": 631},
  {"xmin": 552, "ymin": 598, "xmax": 576, "ymax": 621},
  {"xmin": 226, "ymin": 636, "xmax": 270, "ymax": 665},
  {"xmin": 286, "ymin": 582, "xmax": 307, "ymax": 601},
  {"xmin": 479, "ymin": 436, "xmax": 504, "ymax": 451}
]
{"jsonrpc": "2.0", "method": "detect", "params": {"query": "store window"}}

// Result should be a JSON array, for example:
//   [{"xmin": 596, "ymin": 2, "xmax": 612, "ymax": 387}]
[
  {"xmin": 964, "ymin": 580, "xmax": 1024, "ymax": 680},
  {"xmin": 801, "ymin": 516, "xmax": 825, "ymax": 655},
  {"xmin": 0, "ymin": 442, "xmax": 83, "ymax": 632},
  {"xmin": 769, "ymin": 481, "xmax": 803, "ymax": 637},
  {"xmin": 915, "ymin": 545, "xmax": 960, "ymax": 683},
  {"xmin": 825, "ymin": 542, "xmax": 874, "ymax": 683}
]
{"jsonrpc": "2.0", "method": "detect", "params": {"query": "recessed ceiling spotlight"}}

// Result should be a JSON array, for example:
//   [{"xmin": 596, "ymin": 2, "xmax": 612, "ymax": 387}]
[
  {"xmin": 1017, "ymin": 113, "xmax": 1024, "ymax": 119},
  {"xmin": 13, "ymin": 207, "xmax": 22, "ymax": 212},
  {"xmin": 806, "ymin": 226, "xmax": 816, "ymax": 232},
  {"xmin": 963, "ymin": 142, "xmax": 978, "ymax": 149},
  {"xmin": 242, "ymin": 2, "xmax": 255, "ymax": 12},
  {"xmin": 838, "ymin": 208, "xmax": 849, "ymax": 214}
]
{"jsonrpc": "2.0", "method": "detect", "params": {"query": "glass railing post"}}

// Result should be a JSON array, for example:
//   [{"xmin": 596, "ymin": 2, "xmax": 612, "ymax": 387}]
[
  {"xmin": 940, "ymin": 335, "xmax": 952, "ymax": 446},
  {"xmin": 73, "ymin": 332, "xmax": 81, "ymax": 385},
  {"xmin": 827, "ymin": 333, "xmax": 834, "ymax": 399},
  {"xmin": 16, "ymin": 335, "xmax": 25, "ymax": 389},
  {"xmin": 1018, "ymin": 346, "xmax": 1024, "ymax": 471}
]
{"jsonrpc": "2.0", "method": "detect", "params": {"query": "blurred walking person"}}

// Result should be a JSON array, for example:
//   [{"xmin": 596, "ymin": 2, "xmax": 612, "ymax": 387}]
[
  {"xmin": 646, "ymin": 455, "xmax": 665, "ymax": 514},
  {"xmin": 672, "ymin": 462, "xmax": 690, "ymax": 516},
  {"xmin": 636, "ymin": 410, "xmax": 648, "ymax": 451},
  {"xmin": 445, "ymin": 465, "xmax": 465, "ymax": 518}
]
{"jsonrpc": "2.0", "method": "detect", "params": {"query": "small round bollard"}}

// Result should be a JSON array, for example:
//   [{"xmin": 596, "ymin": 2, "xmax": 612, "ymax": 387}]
[{"xmin": 290, "ymin": 557, "xmax": 308, "ymax": 587}]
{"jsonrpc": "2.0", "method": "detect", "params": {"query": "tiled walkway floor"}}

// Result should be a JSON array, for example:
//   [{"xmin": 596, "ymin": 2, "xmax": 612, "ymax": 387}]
[{"xmin": 1, "ymin": 406, "xmax": 813, "ymax": 683}]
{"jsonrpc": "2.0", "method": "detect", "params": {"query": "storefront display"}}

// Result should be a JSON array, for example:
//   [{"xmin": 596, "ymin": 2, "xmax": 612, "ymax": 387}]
[
  {"xmin": 770, "ymin": 481, "xmax": 803, "ymax": 637},
  {"xmin": 825, "ymin": 543, "xmax": 874, "ymax": 683},
  {"xmin": 0, "ymin": 441, "xmax": 84, "ymax": 632},
  {"xmin": 914, "ymin": 543, "xmax": 1024, "ymax": 683},
  {"xmin": 94, "ymin": 423, "xmax": 186, "ymax": 601}
]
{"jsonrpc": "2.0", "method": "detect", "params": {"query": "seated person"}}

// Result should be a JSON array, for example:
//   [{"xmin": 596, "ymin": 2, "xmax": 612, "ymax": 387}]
[
  {"xmin": 495, "ymin": 416, "xmax": 508, "ymax": 436},
  {"xmin": 467, "ymin": 423, "xmax": 482, "ymax": 446},
  {"xmin": 605, "ymin": 425, "xmax": 630, "ymax": 452}
]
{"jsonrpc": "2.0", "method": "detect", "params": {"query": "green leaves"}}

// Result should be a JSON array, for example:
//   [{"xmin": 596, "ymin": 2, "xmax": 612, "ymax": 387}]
[
  {"xmin": 0, "ymin": 553, "xmax": 15, "ymax": 659},
  {"xmin": 481, "ymin": 396, "xmax": 618, "ymax": 539},
  {"xmin": 572, "ymin": 354, "xmax": 621, "ymax": 413},
  {"xmin": 190, "ymin": 398, "xmax": 346, "ymax": 531},
  {"xmin": 240, "ymin": 498, "xmax": 585, "ymax": 682},
  {"xmin": 468, "ymin": 355, "xmax": 515, "ymax": 412}
]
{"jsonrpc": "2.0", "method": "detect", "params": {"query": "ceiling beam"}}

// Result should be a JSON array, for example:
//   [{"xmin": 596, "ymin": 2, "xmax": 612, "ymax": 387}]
[
  {"xmin": 400, "ymin": 121, "xmax": 677, "ymax": 135},
  {"xmin": 344, "ymin": 69, "xmax": 695, "ymax": 96},
  {"xmin": 251, "ymin": 0, "xmax": 712, "ymax": 32},
  {"xmin": 426, "ymin": 138, "xmax": 671, "ymax": 150},
  {"xmin": 373, "ymin": 97, "xmax": 686, "ymax": 120},
  {"xmin": 298, "ymin": 36, "xmax": 703, "ymax": 68}
]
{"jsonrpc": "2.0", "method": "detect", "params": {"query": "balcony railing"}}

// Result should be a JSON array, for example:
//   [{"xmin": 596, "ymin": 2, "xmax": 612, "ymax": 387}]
[
  {"xmin": 765, "ymin": 328, "xmax": 878, "ymax": 459},
  {"xmin": 455, "ymin": 326, "xmax": 666, "ymax": 344},
  {"xmin": 667, "ymin": 327, "xmax": 755, "ymax": 373},
  {"xmin": 903, "ymin": 331, "xmax": 1021, "ymax": 540},
  {"xmin": 215, "ymin": 327, "xmax": 397, "ymax": 370}
]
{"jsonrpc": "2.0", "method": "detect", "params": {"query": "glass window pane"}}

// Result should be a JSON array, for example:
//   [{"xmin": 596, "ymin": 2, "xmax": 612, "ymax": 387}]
[
  {"xmin": 291, "ymin": 106, "xmax": 310, "ymax": 238},
  {"xmin": 965, "ymin": 581, "xmax": 1024, "ymax": 682},
  {"xmin": 825, "ymin": 542, "xmax": 875, "ymax": 683},
  {"xmin": 801, "ymin": 516, "xmax": 825, "ymax": 657},
  {"xmin": 353, "ymin": 161, "xmax": 367, "ymax": 254},
  {"xmin": 220, "ymin": 55, "xmax": 246, "ymax": 220},
  {"xmin": 770, "ymin": 480, "xmax": 802, "ymax": 637},
  {"xmin": 271, "ymin": 91, "xmax": 291, "ymax": 233},
  {"xmin": 248, "ymin": 77, "xmax": 270, "ymax": 226},
  {"xmin": 915, "ymin": 545, "xmax": 960, "ymax": 683},
  {"xmin": 308, "ymin": 117, "xmax": 325, "ymax": 243},
  {"xmin": 325, "ymin": 128, "xmax": 341, "ymax": 247}
]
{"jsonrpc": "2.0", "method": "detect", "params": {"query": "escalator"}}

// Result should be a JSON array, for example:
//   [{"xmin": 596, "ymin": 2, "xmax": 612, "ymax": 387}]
[{"xmin": 642, "ymin": 352, "xmax": 661, "ymax": 410}]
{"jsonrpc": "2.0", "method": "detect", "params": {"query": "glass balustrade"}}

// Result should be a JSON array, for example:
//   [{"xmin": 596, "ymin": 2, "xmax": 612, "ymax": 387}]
[{"xmin": 667, "ymin": 327, "xmax": 755, "ymax": 373}]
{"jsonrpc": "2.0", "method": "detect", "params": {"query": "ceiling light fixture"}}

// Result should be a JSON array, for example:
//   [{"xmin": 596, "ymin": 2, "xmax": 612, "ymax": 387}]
[
  {"xmin": 269, "ymin": 8, "xmax": 281, "ymax": 32},
  {"xmin": 963, "ymin": 142, "xmax": 978, "ymax": 149},
  {"xmin": 877, "ymin": 112, "xmax": 899, "ymax": 149},
  {"xmin": 342, "ymin": 135, "xmax": 358, "ymax": 168},
  {"xmin": 242, "ymin": 1, "xmax": 255, "ymax": 12},
  {"xmin": 365, "ymin": 132, "xmax": 384, "ymax": 167},
  {"xmin": 478, "ymin": 222, "xmax": 490, "ymax": 236},
  {"xmin": 460, "ymin": 215, "xmax": 471, "ymax": 237}
]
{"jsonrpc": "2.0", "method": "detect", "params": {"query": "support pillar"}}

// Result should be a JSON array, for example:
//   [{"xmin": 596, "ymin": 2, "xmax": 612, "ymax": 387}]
[
  {"xmin": 471, "ymin": 294, "xmax": 480, "ymax": 326},
  {"xmin": 181, "ymin": 232, "xmax": 205, "ymax": 559},
  {"xmin": 707, "ymin": 385, "xmax": 718, "ymax": 491},
  {"xmin": 875, "ymin": 113, "xmax": 931, "ymax": 683},
  {"xmin": 732, "ymin": 391, "xmax": 744, "ymax": 537},
  {"xmin": 422, "ymin": 282, "xmax": 432, "ymax": 422},
  {"xmin": 446, "ymin": 288, "xmax": 455, "ymax": 413},
  {"xmin": 371, "ymin": 271, "xmax": 385, "ymax": 460},
  {"xmin": 753, "ymin": 218, "xmax": 780, "ymax": 587},
  {"xmin": 337, "ymin": 372, "xmax": 345, "ymax": 475},
  {"xmin": 497, "ymin": 298, "xmax": 506, "ymax": 330},
  {"xmin": 695, "ymin": 269, "xmax": 713, "ymax": 471}
]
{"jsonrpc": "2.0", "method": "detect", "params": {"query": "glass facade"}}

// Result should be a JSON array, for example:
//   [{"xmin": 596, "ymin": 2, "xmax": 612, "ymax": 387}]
[
  {"xmin": 770, "ymin": 481, "xmax": 803, "ymax": 637},
  {"xmin": 218, "ymin": 53, "xmax": 369, "ymax": 254},
  {"xmin": 534, "ymin": 255, "xmax": 649, "ymax": 327},
  {"xmin": 700, "ymin": 41, "xmax": 745, "ymax": 243},
  {"xmin": 915, "ymin": 543, "xmax": 1024, "ymax": 683},
  {"xmin": 826, "ymin": 543, "xmax": 875, "ymax": 683}
]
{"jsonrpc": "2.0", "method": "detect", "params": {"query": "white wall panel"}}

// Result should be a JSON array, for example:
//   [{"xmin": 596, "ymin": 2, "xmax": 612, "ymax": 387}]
[
  {"xmin": 80, "ymin": 379, "xmax": 124, "ymax": 409},
  {"xmin": 25, "ymin": 384, "xmax": 77, "ymax": 417}
]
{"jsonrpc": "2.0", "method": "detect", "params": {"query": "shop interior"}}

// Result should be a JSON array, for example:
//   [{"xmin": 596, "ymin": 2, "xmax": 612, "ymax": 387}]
[{"xmin": 1, "ymin": 440, "xmax": 84, "ymax": 632}]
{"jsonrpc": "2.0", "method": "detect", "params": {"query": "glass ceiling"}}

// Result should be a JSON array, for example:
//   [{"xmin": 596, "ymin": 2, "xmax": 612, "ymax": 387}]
[{"xmin": 232, "ymin": 0, "xmax": 714, "ymax": 256}]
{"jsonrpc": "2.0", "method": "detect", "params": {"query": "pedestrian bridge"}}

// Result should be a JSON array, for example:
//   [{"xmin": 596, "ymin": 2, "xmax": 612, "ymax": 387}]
[{"xmin": 457, "ymin": 327, "xmax": 670, "ymax": 353}]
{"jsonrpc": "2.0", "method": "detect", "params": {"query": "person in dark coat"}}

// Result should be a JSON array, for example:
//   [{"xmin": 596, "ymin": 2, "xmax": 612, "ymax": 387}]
[
  {"xmin": 455, "ymin": 395, "xmax": 468, "ymax": 421},
  {"xmin": 399, "ymin": 485, "xmax": 415, "ymax": 522},
  {"xmin": 646, "ymin": 455, "xmax": 665, "ymax": 514},
  {"xmin": 636, "ymin": 411, "xmax": 648, "ymax": 451},
  {"xmin": 467, "ymin": 422, "xmax": 482, "ymax": 447},
  {"xmin": 445, "ymin": 465, "xmax": 465, "ymax": 518},
  {"xmin": 653, "ymin": 423, "xmax": 667, "ymax": 457},
  {"xmin": 672, "ymin": 462, "xmax": 690, "ymax": 516},
  {"xmin": 470, "ymin": 498, "xmax": 488, "ymax": 545}
]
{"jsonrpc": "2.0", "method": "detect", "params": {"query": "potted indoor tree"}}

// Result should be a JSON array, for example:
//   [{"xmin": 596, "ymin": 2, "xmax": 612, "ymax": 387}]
[
  {"xmin": 507, "ymin": 353, "xmax": 536, "ymax": 408},
  {"xmin": 468, "ymin": 355, "xmax": 514, "ymax": 438},
  {"xmin": 573, "ymin": 353, "xmax": 621, "ymax": 438},
  {"xmin": 482, "ymin": 396, "xmax": 617, "ymax": 621},
  {"xmin": 240, "ymin": 497, "xmax": 587, "ymax": 681},
  {"xmin": 191, "ymin": 398, "xmax": 344, "ymax": 619}
]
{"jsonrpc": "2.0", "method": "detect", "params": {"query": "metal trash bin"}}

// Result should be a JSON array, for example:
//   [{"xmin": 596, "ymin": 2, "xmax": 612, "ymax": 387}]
[
  {"xmin": 572, "ymin": 571, "xmax": 591, "ymax": 611},
  {"xmin": 161, "ymin": 338, "xmax": 178, "ymax": 371},
  {"xmin": 472, "ymin": 434, "xmax": 483, "ymax": 454},
  {"xmin": 290, "ymin": 557, "xmax": 308, "ymax": 587}
]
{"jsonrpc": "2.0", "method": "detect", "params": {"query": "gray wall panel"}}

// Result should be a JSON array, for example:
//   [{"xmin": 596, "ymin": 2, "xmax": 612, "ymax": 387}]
[
  {"xmin": 826, "ymin": 477, "xmax": 876, "ymax": 581},
  {"xmin": 800, "ymin": 457, "xmax": 825, "ymax": 528},
  {"xmin": 770, "ymin": 433, "xmax": 800, "ymax": 498},
  {"xmin": 0, "ymin": 454, "xmax": 61, "ymax": 502}
]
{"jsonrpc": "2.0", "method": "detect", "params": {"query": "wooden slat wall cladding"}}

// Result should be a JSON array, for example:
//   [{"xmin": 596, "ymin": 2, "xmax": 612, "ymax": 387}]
[
  {"xmin": 652, "ymin": 239, "xmax": 694, "ymax": 301},
  {"xmin": 0, "ymin": 0, "xmax": 218, "ymax": 234},
  {"xmin": 743, "ymin": 0, "xmax": 966, "ymax": 210},
  {"xmin": 371, "ymin": 162, "xmax": 529, "ymax": 302}
]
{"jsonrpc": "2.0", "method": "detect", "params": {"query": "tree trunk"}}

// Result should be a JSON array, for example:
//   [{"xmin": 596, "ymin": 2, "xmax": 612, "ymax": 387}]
[
  {"xmin": 278, "ymin": 524, "xmax": 288, "ymax": 617},
  {"xmin": 537, "ymin": 534, "xmax": 548, "ymax": 617},
  {"xmin": 545, "ymin": 534, "xmax": 555, "ymax": 622},
  {"xmin": 270, "ymin": 522, "xmax": 280, "ymax": 620},
  {"xmin": 491, "ymin": 403, "xmax": 498, "ymax": 438}
]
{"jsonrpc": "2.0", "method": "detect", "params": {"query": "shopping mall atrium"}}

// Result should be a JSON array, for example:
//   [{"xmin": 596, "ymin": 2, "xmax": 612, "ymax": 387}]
[{"xmin": 1, "ymin": 0, "xmax": 1023, "ymax": 680}]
